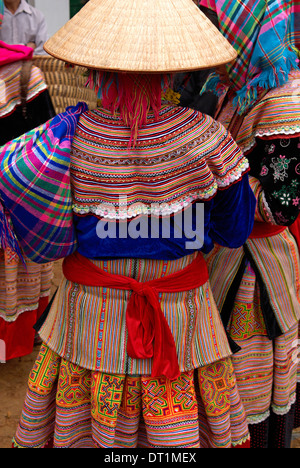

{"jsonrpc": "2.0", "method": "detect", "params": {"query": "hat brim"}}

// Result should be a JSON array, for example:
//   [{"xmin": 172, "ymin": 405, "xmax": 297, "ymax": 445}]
[{"xmin": 44, "ymin": 0, "xmax": 237, "ymax": 73}]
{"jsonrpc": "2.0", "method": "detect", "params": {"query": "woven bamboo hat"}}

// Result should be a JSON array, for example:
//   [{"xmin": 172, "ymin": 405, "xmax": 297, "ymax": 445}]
[{"xmin": 44, "ymin": 0, "xmax": 237, "ymax": 73}]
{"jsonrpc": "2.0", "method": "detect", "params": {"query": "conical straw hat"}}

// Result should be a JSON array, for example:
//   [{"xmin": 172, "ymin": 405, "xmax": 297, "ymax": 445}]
[{"xmin": 44, "ymin": 0, "xmax": 237, "ymax": 73}]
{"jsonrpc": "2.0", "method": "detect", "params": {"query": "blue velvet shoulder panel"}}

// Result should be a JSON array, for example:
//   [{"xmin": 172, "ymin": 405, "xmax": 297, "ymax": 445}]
[{"xmin": 74, "ymin": 174, "xmax": 256, "ymax": 260}]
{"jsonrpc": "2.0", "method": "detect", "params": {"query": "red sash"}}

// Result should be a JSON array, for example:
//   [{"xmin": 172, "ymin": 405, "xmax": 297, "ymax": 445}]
[
  {"xmin": 249, "ymin": 221, "xmax": 286, "ymax": 239},
  {"xmin": 63, "ymin": 252, "xmax": 209, "ymax": 380}
]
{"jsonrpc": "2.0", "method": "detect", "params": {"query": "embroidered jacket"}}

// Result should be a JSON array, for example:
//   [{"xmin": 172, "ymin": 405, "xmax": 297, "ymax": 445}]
[{"xmin": 0, "ymin": 102, "xmax": 255, "ymax": 262}]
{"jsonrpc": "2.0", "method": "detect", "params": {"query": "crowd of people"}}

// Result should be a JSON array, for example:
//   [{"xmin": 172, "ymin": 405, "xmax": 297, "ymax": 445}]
[{"xmin": 0, "ymin": 0, "xmax": 300, "ymax": 450}]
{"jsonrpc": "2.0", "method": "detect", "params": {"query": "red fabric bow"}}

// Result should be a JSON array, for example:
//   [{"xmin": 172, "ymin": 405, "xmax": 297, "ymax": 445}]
[{"xmin": 63, "ymin": 251, "xmax": 209, "ymax": 380}]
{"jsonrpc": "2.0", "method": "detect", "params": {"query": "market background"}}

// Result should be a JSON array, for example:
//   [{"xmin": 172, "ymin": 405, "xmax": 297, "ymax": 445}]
[{"xmin": 27, "ymin": 0, "xmax": 86, "ymax": 38}]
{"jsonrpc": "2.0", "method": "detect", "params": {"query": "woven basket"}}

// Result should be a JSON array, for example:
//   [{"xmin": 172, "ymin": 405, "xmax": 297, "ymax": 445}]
[{"xmin": 33, "ymin": 55, "xmax": 97, "ymax": 114}]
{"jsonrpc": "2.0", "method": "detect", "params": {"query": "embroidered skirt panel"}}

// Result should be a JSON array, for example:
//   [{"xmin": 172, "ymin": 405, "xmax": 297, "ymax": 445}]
[
  {"xmin": 205, "ymin": 229, "xmax": 300, "ymax": 334},
  {"xmin": 13, "ymin": 343, "xmax": 250, "ymax": 448},
  {"xmin": 205, "ymin": 234, "xmax": 300, "ymax": 428},
  {"xmin": 228, "ymin": 262, "xmax": 299, "ymax": 424}
]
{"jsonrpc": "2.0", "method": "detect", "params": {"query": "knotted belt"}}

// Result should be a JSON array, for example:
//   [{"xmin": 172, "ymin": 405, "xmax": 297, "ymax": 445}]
[
  {"xmin": 63, "ymin": 251, "xmax": 209, "ymax": 380},
  {"xmin": 249, "ymin": 221, "xmax": 286, "ymax": 239}
]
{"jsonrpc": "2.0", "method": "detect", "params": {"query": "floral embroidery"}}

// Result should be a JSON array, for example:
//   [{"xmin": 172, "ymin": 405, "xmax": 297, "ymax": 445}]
[
  {"xmin": 293, "ymin": 196, "xmax": 300, "ymax": 206},
  {"xmin": 260, "ymin": 165, "xmax": 268, "ymax": 176},
  {"xmin": 248, "ymin": 136, "xmax": 300, "ymax": 225},
  {"xmin": 272, "ymin": 179, "xmax": 300, "ymax": 207},
  {"xmin": 269, "ymin": 155, "xmax": 297, "ymax": 182},
  {"xmin": 265, "ymin": 143, "xmax": 275, "ymax": 154},
  {"xmin": 279, "ymin": 192, "xmax": 291, "ymax": 206},
  {"xmin": 274, "ymin": 211, "xmax": 290, "ymax": 224}
]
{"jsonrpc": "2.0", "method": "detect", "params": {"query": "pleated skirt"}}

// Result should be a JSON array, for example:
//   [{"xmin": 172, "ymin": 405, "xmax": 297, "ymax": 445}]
[
  {"xmin": 206, "ymin": 235, "xmax": 300, "ymax": 447},
  {"xmin": 13, "ymin": 343, "xmax": 250, "ymax": 448}
]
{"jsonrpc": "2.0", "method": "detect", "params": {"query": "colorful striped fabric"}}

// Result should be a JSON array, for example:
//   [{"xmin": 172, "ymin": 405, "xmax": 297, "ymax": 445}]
[
  {"xmin": 205, "ymin": 227, "xmax": 300, "ymax": 335},
  {"xmin": 0, "ymin": 102, "xmax": 87, "ymax": 263},
  {"xmin": 13, "ymin": 343, "xmax": 250, "ymax": 448},
  {"xmin": 200, "ymin": 0, "xmax": 300, "ymax": 113},
  {"xmin": 231, "ymin": 322, "xmax": 298, "ymax": 423},
  {"xmin": 228, "ymin": 264, "xmax": 298, "ymax": 424},
  {"xmin": 295, "ymin": 0, "xmax": 300, "ymax": 46},
  {"xmin": 0, "ymin": 247, "xmax": 53, "ymax": 322},
  {"xmin": 39, "ymin": 253, "xmax": 232, "ymax": 375},
  {"xmin": 0, "ymin": 246, "xmax": 53, "ymax": 359},
  {"xmin": 227, "ymin": 70, "xmax": 300, "ymax": 153},
  {"xmin": 205, "ymin": 235, "xmax": 300, "ymax": 428},
  {"xmin": 0, "ymin": 62, "xmax": 47, "ymax": 118},
  {"xmin": 71, "ymin": 105, "xmax": 249, "ymax": 219},
  {"xmin": 246, "ymin": 232, "xmax": 300, "ymax": 332}
]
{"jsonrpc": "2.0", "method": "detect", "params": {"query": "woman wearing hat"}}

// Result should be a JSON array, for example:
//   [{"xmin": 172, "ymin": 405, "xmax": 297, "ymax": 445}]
[
  {"xmin": 199, "ymin": 0, "xmax": 300, "ymax": 448},
  {"xmin": 6, "ymin": 0, "xmax": 256, "ymax": 448},
  {"xmin": 0, "ymin": 0, "xmax": 55, "ymax": 362}
]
